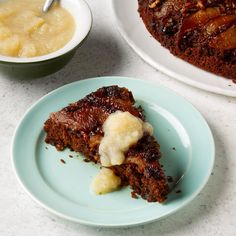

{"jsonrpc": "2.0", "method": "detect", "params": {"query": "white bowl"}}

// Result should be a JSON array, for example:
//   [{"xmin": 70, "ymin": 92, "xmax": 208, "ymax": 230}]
[{"xmin": 0, "ymin": 0, "xmax": 92, "ymax": 77}]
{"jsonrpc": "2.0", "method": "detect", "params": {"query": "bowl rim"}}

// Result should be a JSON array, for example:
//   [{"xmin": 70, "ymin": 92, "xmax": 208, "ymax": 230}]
[{"xmin": 0, "ymin": 0, "xmax": 92, "ymax": 64}]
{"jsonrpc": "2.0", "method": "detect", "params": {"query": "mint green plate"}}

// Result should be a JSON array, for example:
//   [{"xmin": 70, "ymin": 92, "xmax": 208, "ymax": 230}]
[{"xmin": 12, "ymin": 76, "xmax": 215, "ymax": 227}]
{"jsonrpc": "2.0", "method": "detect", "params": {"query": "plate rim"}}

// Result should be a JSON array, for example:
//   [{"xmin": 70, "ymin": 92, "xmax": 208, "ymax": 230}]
[
  {"xmin": 110, "ymin": 0, "xmax": 236, "ymax": 97},
  {"xmin": 11, "ymin": 76, "xmax": 215, "ymax": 227}
]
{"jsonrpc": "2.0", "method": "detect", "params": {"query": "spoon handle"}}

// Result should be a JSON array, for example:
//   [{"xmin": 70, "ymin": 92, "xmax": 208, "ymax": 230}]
[{"xmin": 42, "ymin": 0, "xmax": 56, "ymax": 13}]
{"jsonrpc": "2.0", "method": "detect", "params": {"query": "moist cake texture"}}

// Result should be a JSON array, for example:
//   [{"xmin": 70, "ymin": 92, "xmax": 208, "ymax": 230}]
[
  {"xmin": 138, "ymin": 0, "xmax": 236, "ymax": 79},
  {"xmin": 44, "ymin": 85, "xmax": 169, "ymax": 202}
]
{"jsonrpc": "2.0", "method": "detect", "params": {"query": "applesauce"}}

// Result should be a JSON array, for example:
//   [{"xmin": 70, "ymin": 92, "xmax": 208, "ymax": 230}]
[
  {"xmin": 0, "ymin": 0, "xmax": 75, "ymax": 57},
  {"xmin": 91, "ymin": 111, "xmax": 153, "ymax": 195}
]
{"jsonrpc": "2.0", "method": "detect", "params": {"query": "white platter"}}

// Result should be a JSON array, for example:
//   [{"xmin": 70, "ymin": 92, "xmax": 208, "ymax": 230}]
[{"xmin": 111, "ymin": 0, "xmax": 236, "ymax": 97}]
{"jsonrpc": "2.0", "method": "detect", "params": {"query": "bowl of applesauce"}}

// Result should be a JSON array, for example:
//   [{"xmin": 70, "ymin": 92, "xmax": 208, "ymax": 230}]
[{"xmin": 0, "ymin": 0, "xmax": 92, "ymax": 78}]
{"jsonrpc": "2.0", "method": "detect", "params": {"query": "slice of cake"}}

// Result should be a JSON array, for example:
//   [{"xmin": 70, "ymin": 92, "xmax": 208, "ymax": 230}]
[{"xmin": 44, "ymin": 86, "xmax": 169, "ymax": 202}]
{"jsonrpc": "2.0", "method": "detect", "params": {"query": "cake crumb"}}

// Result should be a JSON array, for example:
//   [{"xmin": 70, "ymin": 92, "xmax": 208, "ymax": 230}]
[
  {"xmin": 176, "ymin": 190, "xmax": 182, "ymax": 194},
  {"xmin": 45, "ymin": 147, "xmax": 48, "ymax": 150},
  {"xmin": 131, "ymin": 191, "xmax": 139, "ymax": 199},
  {"xmin": 84, "ymin": 159, "xmax": 91, "ymax": 162},
  {"xmin": 69, "ymin": 155, "xmax": 73, "ymax": 158},
  {"xmin": 60, "ymin": 159, "xmax": 66, "ymax": 164},
  {"xmin": 172, "ymin": 147, "xmax": 176, "ymax": 151},
  {"xmin": 167, "ymin": 176, "xmax": 173, "ymax": 183}
]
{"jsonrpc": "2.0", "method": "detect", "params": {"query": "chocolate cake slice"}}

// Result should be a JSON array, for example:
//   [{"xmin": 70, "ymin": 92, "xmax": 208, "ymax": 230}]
[
  {"xmin": 44, "ymin": 86, "xmax": 169, "ymax": 202},
  {"xmin": 138, "ymin": 0, "xmax": 236, "ymax": 79}
]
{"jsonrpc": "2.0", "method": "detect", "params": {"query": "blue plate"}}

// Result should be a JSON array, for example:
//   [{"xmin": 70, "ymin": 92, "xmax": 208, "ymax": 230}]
[{"xmin": 12, "ymin": 77, "xmax": 215, "ymax": 227}]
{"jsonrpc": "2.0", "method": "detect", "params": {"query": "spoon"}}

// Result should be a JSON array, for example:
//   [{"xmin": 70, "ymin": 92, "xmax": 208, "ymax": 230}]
[{"xmin": 42, "ymin": 0, "xmax": 56, "ymax": 13}]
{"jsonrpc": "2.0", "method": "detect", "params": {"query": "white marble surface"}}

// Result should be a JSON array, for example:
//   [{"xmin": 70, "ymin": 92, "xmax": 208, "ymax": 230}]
[{"xmin": 0, "ymin": 1, "xmax": 236, "ymax": 235}]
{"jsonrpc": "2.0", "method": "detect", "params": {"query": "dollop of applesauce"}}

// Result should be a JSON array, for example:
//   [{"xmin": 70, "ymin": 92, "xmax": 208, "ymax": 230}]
[
  {"xmin": 0, "ymin": 0, "xmax": 75, "ymax": 57},
  {"xmin": 99, "ymin": 111, "xmax": 153, "ymax": 167},
  {"xmin": 91, "ymin": 111, "xmax": 153, "ymax": 195},
  {"xmin": 91, "ymin": 168, "xmax": 121, "ymax": 195}
]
